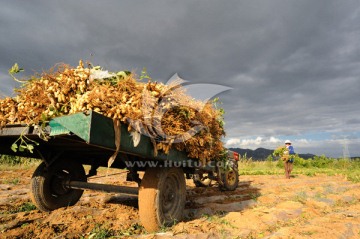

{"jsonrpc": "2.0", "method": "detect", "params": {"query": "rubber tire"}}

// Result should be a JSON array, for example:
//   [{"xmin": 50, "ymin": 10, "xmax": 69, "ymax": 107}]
[
  {"xmin": 221, "ymin": 165, "xmax": 239, "ymax": 191},
  {"xmin": 30, "ymin": 160, "xmax": 87, "ymax": 212},
  {"xmin": 139, "ymin": 167, "xmax": 186, "ymax": 232}
]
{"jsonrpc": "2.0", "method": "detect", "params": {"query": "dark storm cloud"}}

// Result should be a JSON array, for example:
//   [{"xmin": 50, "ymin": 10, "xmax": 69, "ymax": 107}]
[{"xmin": 1, "ymin": 0, "xmax": 360, "ymax": 156}]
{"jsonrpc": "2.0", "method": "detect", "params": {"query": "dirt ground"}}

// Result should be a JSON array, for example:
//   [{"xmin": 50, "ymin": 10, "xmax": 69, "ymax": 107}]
[{"xmin": 0, "ymin": 167, "xmax": 359, "ymax": 239}]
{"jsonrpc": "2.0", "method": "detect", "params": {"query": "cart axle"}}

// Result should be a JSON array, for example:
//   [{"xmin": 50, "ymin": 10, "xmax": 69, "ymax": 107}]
[{"xmin": 65, "ymin": 180, "xmax": 139, "ymax": 195}]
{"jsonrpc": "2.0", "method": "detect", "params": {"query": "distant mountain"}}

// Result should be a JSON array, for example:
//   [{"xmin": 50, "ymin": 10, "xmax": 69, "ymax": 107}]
[{"xmin": 229, "ymin": 147, "xmax": 315, "ymax": 161}]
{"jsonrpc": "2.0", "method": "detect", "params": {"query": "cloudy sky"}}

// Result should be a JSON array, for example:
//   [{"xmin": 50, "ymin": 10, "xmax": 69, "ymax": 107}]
[{"xmin": 1, "ymin": 0, "xmax": 360, "ymax": 157}]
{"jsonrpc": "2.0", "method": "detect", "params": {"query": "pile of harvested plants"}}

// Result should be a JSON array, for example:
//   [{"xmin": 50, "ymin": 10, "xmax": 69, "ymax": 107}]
[{"xmin": 0, "ymin": 61, "xmax": 226, "ymax": 163}]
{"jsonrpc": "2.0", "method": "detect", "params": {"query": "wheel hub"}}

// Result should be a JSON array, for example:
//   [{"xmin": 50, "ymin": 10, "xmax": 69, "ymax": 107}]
[
  {"xmin": 161, "ymin": 175, "xmax": 179, "ymax": 216},
  {"xmin": 51, "ymin": 170, "xmax": 72, "ymax": 195},
  {"xmin": 226, "ymin": 170, "xmax": 236, "ymax": 185}
]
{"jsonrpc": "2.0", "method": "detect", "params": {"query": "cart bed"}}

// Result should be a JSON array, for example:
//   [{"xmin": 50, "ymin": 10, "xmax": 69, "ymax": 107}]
[{"xmin": 0, "ymin": 111, "xmax": 193, "ymax": 168}]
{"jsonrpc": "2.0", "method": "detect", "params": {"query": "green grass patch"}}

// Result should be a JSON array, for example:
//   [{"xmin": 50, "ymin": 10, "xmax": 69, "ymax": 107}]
[
  {"xmin": 3, "ymin": 178, "xmax": 20, "ymax": 185},
  {"xmin": 202, "ymin": 212, "xmax": 236, "ymax": 228},
  {"xmin": 0, "ymin": 155, "xmax": 40, "ymax": 170},
  {"xmin": 87, "ymin": 224, "xmax": 114, "ymax": 239},
  {"xmin": 238, "ymin": 156, "xmax": 360, "ymax": 183},
  {"xmin": 10, "ymin": 202, "xmax": 37, "ymax": 213}
]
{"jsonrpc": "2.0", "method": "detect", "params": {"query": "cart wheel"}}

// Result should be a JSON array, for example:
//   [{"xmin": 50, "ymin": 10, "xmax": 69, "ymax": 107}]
[
  {"xmin": 220, "ymin": 164, "xmax": 239, "ymax": 191},
  {"xmin": 193, "ymin": 173, "xmax": 212, "ymax": 187},
  {"xmin": 30, "ymin": 159, "xmax": 87, "ymax": 212},
  {"xmin": 139, "ymin": 167, "xmax": 186, "ymax": 232}
]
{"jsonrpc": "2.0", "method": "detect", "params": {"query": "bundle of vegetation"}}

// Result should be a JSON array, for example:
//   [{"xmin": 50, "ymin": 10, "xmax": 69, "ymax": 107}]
[{"xmin": 0, "ymin": 61, "xmax": 226, "ymax": 163}]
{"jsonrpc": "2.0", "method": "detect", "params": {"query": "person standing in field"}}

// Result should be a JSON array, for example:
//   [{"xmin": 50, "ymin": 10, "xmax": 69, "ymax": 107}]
[{"xmin": 284, "ymin": 140, "xmax": 295, "ymax": 179}]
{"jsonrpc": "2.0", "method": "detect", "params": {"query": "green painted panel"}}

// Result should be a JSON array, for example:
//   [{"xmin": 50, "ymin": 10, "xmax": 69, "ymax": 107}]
[
  {"xmin": 49, "ymin": 121, "xmax": 70, "ymax": 136},
  {"xmin": 48, "ymin": 111, "xmax": 192, "ymax": 162},
  {"xmin": 50, "ymin": 112, "xmax": 91, "ymax": 142},
  {"xmin": 88, "ymin": 111, "xmax": 116, "ymax": 149}
]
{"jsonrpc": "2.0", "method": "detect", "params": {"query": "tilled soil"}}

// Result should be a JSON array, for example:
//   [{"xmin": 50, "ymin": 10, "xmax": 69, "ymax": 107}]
[{"xmin": 0, "ymin": 168, "xmax": 359, "ymax": 239}]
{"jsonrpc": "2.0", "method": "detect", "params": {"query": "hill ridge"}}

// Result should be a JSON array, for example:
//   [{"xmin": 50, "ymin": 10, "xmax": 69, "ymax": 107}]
[{"xmin": 229, "ymin": 147, "xmax": 315, "ymax": 160}]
